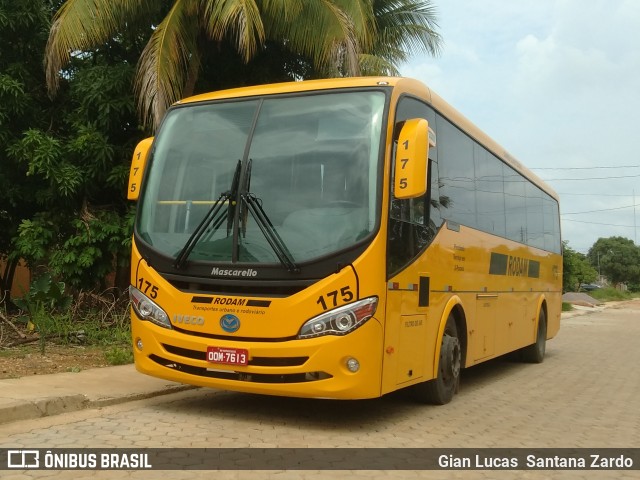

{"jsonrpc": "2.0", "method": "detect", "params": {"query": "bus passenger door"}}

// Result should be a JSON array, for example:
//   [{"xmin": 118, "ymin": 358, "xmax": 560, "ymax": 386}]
[{"xmin": 471, "ymin": 294, "xmax": 497, "ymax": 361}]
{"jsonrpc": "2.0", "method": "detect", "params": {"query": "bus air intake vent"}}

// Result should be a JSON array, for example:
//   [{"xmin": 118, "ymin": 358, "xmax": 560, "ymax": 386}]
[
  {"xmin": 163, "ymin": 276, "xmax": 314, "ymax": 297},
  {"xmin": 162, "ymin": 344, "xmax": 308, "ymax": 367},
  {"xmin": 149, "ymin": 354, "xmax": 331, "ymax": 384}
]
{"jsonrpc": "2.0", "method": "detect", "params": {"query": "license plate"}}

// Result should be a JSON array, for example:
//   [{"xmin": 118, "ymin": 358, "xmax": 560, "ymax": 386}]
[{"xmin": 206, "ymin": 347, "xmax": 249, "ymax": 366}]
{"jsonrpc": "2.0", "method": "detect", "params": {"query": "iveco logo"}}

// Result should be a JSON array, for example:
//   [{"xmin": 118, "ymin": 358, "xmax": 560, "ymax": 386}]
[
  {"xmin": 173, "ymin": 314, "xmax": 204, "ymax": 325},
  {"xmin": 220, "ymin": 314, "xmax": 240, "ymax": 333}
]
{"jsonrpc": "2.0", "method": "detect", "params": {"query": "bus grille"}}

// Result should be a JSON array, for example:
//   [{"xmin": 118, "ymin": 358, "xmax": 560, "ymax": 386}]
[{"xmin": 149, "ymin": 354, "xmax": 332, "ymax": 383}]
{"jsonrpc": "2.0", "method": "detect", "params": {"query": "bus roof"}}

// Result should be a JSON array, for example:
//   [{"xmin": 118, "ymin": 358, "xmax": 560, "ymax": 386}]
[{"xmin": 178, "ymin": 77, "xmax": 558, "ymax": 202}]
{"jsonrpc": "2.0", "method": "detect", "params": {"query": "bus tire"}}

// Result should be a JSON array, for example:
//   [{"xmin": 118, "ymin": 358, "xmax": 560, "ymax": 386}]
[
  {"xmin": 413, "ymin": 314, "xmax": 461, "ymax": 405},
  {"xmin": 520, "ymin": 309, "xmax": 547, "ymax": 363}
]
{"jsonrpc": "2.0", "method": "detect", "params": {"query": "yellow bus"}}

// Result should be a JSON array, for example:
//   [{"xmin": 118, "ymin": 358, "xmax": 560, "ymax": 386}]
[{"xmin": 127, "ymin": 77, "xmax": 562, "ymax": 404}]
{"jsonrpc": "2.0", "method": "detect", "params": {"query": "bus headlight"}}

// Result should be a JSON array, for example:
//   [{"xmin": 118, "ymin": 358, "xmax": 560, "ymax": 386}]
[
  {"xmin": 129, "ymin": 286, "xmax": 172, "ymax": 329},
  {"xmin": 298, "ymin": 297, "xmax": 378, "ymax": 339}
]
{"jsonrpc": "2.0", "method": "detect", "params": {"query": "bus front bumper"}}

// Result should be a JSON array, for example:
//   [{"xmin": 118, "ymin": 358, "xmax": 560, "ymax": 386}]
[{"xmin": 131, "ymin": 315, "xmax": 384, "ymax": 400}]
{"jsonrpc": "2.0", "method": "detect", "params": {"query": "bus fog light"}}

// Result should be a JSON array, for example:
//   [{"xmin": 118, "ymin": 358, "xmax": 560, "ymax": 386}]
[
  {"xmin": 346, "ymin": 357, "xmax": 360, "ymax": 372},
  {"xmin": 135, "ymin": 338, "xmax": 144, "ymax": 351}
]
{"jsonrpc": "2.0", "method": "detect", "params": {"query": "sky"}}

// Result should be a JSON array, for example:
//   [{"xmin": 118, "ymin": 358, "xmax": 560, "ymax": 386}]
[{"xmin": 400, "ymin": 0, "xmax": 640, "ymax": 254}]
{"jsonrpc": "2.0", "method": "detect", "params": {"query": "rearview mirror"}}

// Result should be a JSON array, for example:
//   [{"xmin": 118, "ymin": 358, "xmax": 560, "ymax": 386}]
[
  {"xmin": 394, "ymin": 119, "xmax": 433, "ymax": 199},
  {"xmin": 127, "ymin": 137, "xmax": 154, "ymax": 201}
]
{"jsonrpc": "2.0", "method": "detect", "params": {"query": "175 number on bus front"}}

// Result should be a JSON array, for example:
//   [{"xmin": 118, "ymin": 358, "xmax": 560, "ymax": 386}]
[
  {"xmin": 137, "ymin": 278, "xmax": 158, "ymax": 299},
  {"xmin": 316, "ymin": 286, "xmax": 354, "ymax": 311}
]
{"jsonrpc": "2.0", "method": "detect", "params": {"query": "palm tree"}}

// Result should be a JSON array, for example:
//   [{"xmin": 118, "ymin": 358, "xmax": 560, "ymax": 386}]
[
  {"xmin": 360, "ymin": 0, "xmax": 441, "ymax": 75},
  {"xmin": 45, "ymin": 0, "xmax": 441, "ymax": 129}
]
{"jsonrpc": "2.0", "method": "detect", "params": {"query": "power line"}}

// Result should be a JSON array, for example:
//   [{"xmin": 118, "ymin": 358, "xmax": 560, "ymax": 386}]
[
  {"xmin": 562, "ymin": 204, "xmax": 640, "ymax": 215},
  {"xmin": 544, "ymin": 173, "xmax": 640, "ymax": 181},
  {"xmin": 563, "ymin": 218, "xmax": 636, "ymax": 228},
  {"xmin": 532, "ymin": 165, "xmax": 640, "ymax": 171},
  {"xmin": 559, "ymin": 192, "xmax": 631, "ymax": 197}
]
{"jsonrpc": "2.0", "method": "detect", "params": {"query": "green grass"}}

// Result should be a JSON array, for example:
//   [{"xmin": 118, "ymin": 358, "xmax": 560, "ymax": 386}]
[
  {"xmin": 81, "ymin": 315, "xmax": 131, "ymax": 346},
  {"xmin": 562, "ymin": 302, "xmax": 573, "ymax": 312},
  {"xmin": 6, "ymin": 293, "xmax": 133, "ymax": 365},
  {"xmin": 0, "ymin": 346, "xmax": 29, "ymax": 359},
  {"xmin": 104, "ymin": 346, "xmax": 134, "ymax": 365},
  {"xmin": 588, "ymin": 288, "xmax": 637, "ymax": 302},
  {"xmin": 75, "ymin": 309, "xmax": 133, "ymax": 365}
]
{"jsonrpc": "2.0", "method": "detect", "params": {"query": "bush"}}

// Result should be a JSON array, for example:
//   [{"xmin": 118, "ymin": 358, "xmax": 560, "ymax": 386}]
[
  {"xmin": 8, "ymin": 287, "xmax": 132, "ymax": 363},
  {"xmin": 588, "ymin": 288, "xmax": 634, "ymax": 302},
  {"xmin": 104, "ymin": 346, "xmax": 133, "ymax": 365}
]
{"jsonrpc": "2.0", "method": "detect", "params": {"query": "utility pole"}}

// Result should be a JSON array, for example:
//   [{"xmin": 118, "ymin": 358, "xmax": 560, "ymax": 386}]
[{"xmin": 634, "ymin": 189, "xmax": 637, "ymax": 245}]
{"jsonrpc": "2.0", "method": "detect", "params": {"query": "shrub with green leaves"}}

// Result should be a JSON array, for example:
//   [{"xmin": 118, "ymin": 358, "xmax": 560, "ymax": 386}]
[
  {"xmin": 12, "ymin": 273, "xmax": 72, "ymax": 353},
  {"xmin": 13, "ymin": 273, "xmax": 72, "ymax": 318}
]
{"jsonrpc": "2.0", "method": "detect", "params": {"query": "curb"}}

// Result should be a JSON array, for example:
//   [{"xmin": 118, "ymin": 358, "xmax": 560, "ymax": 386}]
[
  {"xmin": 0, "ymin": 384, "xmax": 198, "ymax": 426},
  {"xmin": 0, "ymin": 365, "xmax": 198, "ymax": 426},
  {"xmin": 0, "ymin": 394, "xmax": 88, "ymax": 425}
]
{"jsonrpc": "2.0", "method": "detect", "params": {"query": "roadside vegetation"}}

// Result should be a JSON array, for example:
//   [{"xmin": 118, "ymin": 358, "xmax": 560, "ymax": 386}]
[
  {"xmin": 1, "ymin": 284, "xmax": 132, "ymax": 367},
  {"xmin": 562, "ymin": 240, "xmax": 639, "ymax": 313},
  {"xmin": 563, "ymin": 239, "xmax": 640, "ymax": 295},
  {"xmin": 586, "ymin": 288, "xmax": 640, "ymax": 302}
]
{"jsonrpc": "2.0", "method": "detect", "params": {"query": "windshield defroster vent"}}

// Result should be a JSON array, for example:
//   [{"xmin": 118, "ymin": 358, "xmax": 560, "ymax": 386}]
[{"xmin": 163, "ymin": 273, "xmax": 315, "ymax": 297}]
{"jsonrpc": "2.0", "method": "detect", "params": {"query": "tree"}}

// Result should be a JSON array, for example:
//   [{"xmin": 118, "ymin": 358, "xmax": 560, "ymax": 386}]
[
  {"xmin": 1, "ymin": 0, "xmax": 146, "ymax": 296},
  {"xmin": 44, "ymin": 0, "xmax": 441, "ymax": 129},
  {"xmin": 0, "ymin": 0, "xmax": 55, "ymax": 299},
  {"xmin": 360, "ymin": 0, "xmax": 441, "ymax": 75},
  {"xmin": 587, "ymin": 237, "xmax": 640, "ymax": 287},
  {"xmin": 562, "ymin": 242, "xmax": 597, "ymax": 292}
]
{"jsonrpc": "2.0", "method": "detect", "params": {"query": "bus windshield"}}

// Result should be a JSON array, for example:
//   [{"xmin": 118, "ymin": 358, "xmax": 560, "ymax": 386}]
[{"xmin": 137, "ymin": 90, "xmax": 386, "ymax": 266}]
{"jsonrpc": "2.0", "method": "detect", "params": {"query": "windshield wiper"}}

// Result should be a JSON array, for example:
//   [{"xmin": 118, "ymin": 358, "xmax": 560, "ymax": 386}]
[
  {"xmin": 174, "ymin": 158, "xmax": 298, "ymax": 273},
  {"xmin": 242, "ymin": 193, "xmax": 299, "ymax": 272},
  {"xmin": 174, "ymin": 160, "xmax": 241, "ymax": 269},
  {"xmin": 240, "ymin": 159, "xmax": 299, "ymax": 273}
]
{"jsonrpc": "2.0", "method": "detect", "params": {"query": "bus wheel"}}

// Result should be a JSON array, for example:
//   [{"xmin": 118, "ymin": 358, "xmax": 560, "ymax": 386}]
[
  {"xmin": 413, "ymin": 315, "xmax": 461, "ymax": 405},
  {"xmin": 520, "ymin": 309, "xmax": 547, "ymax": 363}
]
